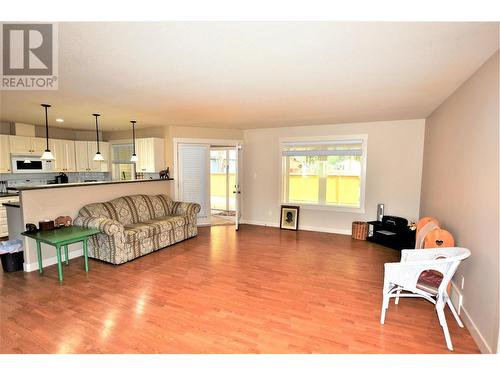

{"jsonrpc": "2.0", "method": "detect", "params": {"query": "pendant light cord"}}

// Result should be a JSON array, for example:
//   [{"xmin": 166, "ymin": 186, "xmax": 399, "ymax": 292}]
[
  {"xmin": 42, "ymin": 104, "xmax": 50, "ymax": 151},
  {"xmin": 94, "ymin": 114, "xmax": 101, "ymax": 153},
  {"xmin": 131, "ymin": 121, "xmax": 136, "ymax": 154}
]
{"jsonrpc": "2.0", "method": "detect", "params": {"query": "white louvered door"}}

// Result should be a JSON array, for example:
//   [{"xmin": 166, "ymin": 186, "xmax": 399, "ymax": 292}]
[{"xmin": 177, "ymin": 143, "xmax": 210, "ymax": 225}]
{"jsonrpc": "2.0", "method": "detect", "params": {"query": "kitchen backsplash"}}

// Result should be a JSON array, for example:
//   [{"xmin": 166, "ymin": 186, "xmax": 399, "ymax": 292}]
[{"xmin": 0, "ymin": 172, "xmax": 111, "ymax": 187}]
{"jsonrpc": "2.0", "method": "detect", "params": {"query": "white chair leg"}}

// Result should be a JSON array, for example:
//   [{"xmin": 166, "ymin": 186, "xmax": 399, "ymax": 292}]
[
  {"xmin": 380, "ymin": 281, "xmax": 390, "ymax": 324},
  {"xmin": 395, "ymin": 288, "xmax": 401, "ymax": 305},
  {"xmin": 380, "ymin": 294, "xmax": 389, "ymax": 324},
  {"xmin": 446, "ymin": 298, "xmax": 464, "ymax": 328},
  {"xmin": 437, "ymin": 307, "xmax": 453, "ymax": 351}
]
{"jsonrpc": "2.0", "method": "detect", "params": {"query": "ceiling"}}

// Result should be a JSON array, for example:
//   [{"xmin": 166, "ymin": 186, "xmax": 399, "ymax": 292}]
[{"xmin": 0, "ymin": 22, "xmax": 498, "ymax": 131}]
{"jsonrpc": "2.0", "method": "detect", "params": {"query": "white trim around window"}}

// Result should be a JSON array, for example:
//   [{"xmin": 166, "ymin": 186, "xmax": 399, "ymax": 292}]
[{"xmin": 278, "ymin": 134, "xmax": 368, "ymax": 213}]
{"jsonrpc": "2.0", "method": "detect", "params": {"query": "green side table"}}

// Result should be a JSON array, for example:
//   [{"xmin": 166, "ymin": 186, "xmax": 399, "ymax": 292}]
[{"xmin": 22, "ymin": 226, "xmax": 101, "ymax": 282}]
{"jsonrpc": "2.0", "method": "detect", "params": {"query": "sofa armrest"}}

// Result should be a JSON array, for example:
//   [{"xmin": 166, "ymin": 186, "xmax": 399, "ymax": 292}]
[
  {"xmin": 172, "ymin": 202, "xmax": 201, "ymax": 216},
  {"xmin": 73, "ymin": 216, "xmax": 124, "ymax": 236}
]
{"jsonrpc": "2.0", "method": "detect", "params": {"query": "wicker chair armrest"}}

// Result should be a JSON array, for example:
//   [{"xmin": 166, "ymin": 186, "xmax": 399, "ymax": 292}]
[
  {"xmin": 400, "ymin": 247, "xmax": 466, "ymax": 263},
  {"xmin": 384, "ymin": 260, "xmax": 454, "ymax": 292}
]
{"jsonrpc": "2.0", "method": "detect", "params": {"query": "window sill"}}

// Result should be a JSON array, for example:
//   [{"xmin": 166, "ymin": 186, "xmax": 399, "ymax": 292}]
[{"xmin": 282, "ymin": 203, "xmax": 365, "ymax": 214}]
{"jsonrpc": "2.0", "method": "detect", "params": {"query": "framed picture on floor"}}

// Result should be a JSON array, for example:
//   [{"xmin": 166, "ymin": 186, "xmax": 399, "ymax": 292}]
[{"xmin": 280, "ymin": 205, "xmax": 299, "ymax": 231}]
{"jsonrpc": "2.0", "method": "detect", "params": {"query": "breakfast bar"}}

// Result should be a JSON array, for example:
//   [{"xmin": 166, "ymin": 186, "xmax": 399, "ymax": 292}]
[{"xmin": 7, "ymin": 178, "xmax": 173, "ymax": 272}]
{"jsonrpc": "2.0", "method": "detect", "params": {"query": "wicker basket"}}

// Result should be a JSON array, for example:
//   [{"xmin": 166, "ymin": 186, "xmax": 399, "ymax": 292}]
[{"xmin": 352, "ymin": 221, "xmax": 368, "ymax": 240}]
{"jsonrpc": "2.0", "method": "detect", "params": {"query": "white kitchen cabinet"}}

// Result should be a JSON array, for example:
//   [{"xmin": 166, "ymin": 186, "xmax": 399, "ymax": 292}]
[
  {"xmin": 75, "ymin": 141, "xmax": 89, "ymax": 172},
  {"xmin": 0, "ymin": 135, "xmax": 11, "ymax": 173},
  {"xmin": 32, "ymin": 137, "xmax": 48, "ymax": 153},
  {"xmin": 0, "ymin": 195, "xmax": 19, "ymax": 237},
  {"xmin": 9, "ymin": 136, "xmax": 47, "ymax": 154},
  {"xmin": 9, "ymin": 136, "xmax": 32, "ymax": 153},
  {"xmin": 135, "ymin": 138, "xmax": 165, "ymax": 173},
  {"xmin": 75, "ymin": 141, "xmax": 110, "ymax": 172},
  {"xmin": 52, "ymin": 139, "xmax": 76, "ymax": 172}
]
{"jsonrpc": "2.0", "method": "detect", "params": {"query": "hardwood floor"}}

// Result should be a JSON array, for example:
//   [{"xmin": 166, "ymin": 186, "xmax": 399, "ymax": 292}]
[{"xmin": 0, "ymin": 225, "xmax": 479, "ymax": 353}]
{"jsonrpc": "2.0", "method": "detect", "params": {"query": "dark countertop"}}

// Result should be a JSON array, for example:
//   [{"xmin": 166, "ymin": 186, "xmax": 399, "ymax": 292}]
[
  {"xmin": 0, "ymin": 192, "xmax": 19, "ymax": 198},
  {"xmin": 9, "ymin": 178, "xmax": 174, "ymax": 191},
  {"xmin": 2, "ymin": 202, "xmax": 20, "ymax": 208}
]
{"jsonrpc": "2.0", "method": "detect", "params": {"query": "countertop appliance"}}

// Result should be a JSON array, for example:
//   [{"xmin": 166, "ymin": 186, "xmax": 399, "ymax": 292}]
[
  {"xmin": 54, "ymin": 172, "xmax": 69, "ymax": 184},
  {"xmin": 11, "ymin": 155, "xmax": 54, "ymax": 173},
  {"xmin": 0, "ymin": 181, "xmax": 7, "ymax": 194}
]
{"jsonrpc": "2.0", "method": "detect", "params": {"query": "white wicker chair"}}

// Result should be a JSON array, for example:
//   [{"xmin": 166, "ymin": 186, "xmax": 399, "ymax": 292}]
[{"xmin": 380, "ymin": 247, "xmax": 471, "ymax": 350}]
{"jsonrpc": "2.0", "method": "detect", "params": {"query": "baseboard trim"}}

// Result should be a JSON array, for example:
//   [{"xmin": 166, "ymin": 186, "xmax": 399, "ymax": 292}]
[
  {"xmin": 240, "ymin": 219, "xmax": 351, "ymax": 236},
  {"xmin": 460, "ymin": 303, "xmax": 492, "ymax": 354},
  {"xmin": 299, "ymin": 225, "xmax": 351, "ymax": 236},
  {"xmin": 24, "ymin": 248, "xmax": 83, "ymax": 273},
  {"xmin": 449, "ymin": 281, "xmax": 492, "ymax": 354},
  {"xmin": 240, "ymin": 219, "xmax": 279, "ymax": 228}
]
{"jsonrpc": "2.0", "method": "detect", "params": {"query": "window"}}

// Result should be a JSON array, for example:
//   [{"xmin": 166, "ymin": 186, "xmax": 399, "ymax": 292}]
[
  {"xmin": 111, "ymin": 143, "xmax": 135, "ymax": 180},
  {"xmin": 281, "ymin": 136, "xmax": 367, "ymax": 210}
]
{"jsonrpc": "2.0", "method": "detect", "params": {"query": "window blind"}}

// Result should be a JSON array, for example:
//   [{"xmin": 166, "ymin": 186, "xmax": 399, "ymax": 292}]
[
  {"xmin": 178, "ymin": 144, "xmax": 209, "ymax": 219},
  {"xmin": 281, "ymin": 139, "xmax": 363, "ymax": 157}
]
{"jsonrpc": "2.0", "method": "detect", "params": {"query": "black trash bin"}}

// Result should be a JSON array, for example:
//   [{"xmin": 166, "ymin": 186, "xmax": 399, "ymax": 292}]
[{"xmin": 1, "ymin": 251, "xmax": 24, "ymax": 272}]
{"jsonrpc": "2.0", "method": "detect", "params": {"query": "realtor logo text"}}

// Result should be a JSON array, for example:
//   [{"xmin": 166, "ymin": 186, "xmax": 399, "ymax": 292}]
[{"xmin": 1, "ymin": 23, "xmax": 58, "ymax": 90}]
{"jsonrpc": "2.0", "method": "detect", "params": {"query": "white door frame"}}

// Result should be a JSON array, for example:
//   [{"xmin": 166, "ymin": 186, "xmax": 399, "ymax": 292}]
[{"xmin": 173, "ymin": 138, "xmax": 243, "ymax": 227}]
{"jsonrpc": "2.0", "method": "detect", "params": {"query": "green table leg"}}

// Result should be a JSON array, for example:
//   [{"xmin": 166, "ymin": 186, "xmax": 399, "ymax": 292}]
[
  {"xmin": 83, "ymin": 239, "xmax": 89, "ymax": 273},
  {"xmin": 36, "ymin": 241, "xmax": 43, "ymax": 274},
  {"xmin": 64, "ymin": 245, "xmax": 69, "ymax": 265},
  {"xmin": 55, "ymin": 244, "xmax": 63, "ymax": 282}
]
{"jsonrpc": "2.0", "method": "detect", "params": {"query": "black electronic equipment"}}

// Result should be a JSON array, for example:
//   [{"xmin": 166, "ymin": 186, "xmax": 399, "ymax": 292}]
[
  {"xmin": 25, "ymin": 223, "xmax": 38, "ymax": 233},
  {"xmin": 367, "ymin": 216, "xmax": 415, "ymax": 250}
]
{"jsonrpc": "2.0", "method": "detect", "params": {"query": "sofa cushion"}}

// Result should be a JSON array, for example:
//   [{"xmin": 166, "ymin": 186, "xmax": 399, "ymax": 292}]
[
  {"xmin": 124, "ymin": 215, "xmax": 188, "ymax": 243},
  {"xmin": 161, "ymin": 214, "xmax": 188, "ymax": 227},
  {"xmin": 123, "ymin": 195, "xmax": 152, "ymax": 223},
  {"xmin": 144, "ymin": 214, "xmax": 187, "ymax": 231},
  {"xmin": 143, "ymin": 218, "xmax": 174, "ymax": 233},
  {"xmin": 150, "ymin": 195, "xmax": 174, "ymax": 218},
  {"xmin": 124, "ymin": 223, "xmax": 153, "ymax": 242},
  {"xmin": 107, "ymin": 197, "xmax": 136, "ymax": 225}
]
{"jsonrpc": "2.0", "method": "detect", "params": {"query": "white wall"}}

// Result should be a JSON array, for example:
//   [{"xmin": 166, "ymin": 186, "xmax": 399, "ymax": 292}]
[
  {"xmin": 241, "ymin": 119, "xmax": 425, "ymax": 233},
  {"xmin": 420, "ymin": 51, "xmax": 499, "ymax": 354}
]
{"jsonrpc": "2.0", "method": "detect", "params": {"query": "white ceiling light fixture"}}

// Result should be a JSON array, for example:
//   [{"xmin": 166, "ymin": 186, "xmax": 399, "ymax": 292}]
[
  {"xmin": 130, "ymin": 120, "xmax": 138, "ymax": 162},
  {"xmin": 92, "ymin": 113, "xmax": 104, "ymax": 161},
  {"xmin": 56, "ymin": 118, "xmax": 64, "ymax": 123},
  {"xmin": 40, "ymin": 104, "xmax": 55, "ymax": 161}
]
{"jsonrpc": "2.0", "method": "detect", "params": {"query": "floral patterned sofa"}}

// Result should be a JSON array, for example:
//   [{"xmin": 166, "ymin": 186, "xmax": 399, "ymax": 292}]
[{"xmin": 73, "ymin": 194, "xmax": 200, "ymax": 265}]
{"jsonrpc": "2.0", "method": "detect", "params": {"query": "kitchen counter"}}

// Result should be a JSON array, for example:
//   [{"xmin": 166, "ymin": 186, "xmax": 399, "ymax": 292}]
[
  {"xmin": 1, "ymin": 195, "xmax": 21, "ymax": 240},
  {"xmin": 9, "ymin": 178, "xmax": 173, "ymax": 191},
  {"xmin": 2, "ymin": 202, "xmax": 20, "ymax": 208},
  {"xmin": 0, "ymin": 192, "xmax": 19, "ymax": 198}
]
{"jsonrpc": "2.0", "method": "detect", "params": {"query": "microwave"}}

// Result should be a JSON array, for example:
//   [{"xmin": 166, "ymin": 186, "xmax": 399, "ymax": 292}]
[{"xmin": 11, "ymin": 155, "xmax": 54, "ymax": 173}]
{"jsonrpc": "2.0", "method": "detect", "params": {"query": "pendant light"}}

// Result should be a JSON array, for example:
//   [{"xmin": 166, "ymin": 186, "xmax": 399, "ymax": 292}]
[
  {"xmin": 130, "ymin": 120, "xmax": 138, "ymax": 162},
  {"xmin": 92, "ymin": 113, "xmax": 104, "ymax": 161},
  {"xmin": 40, "ymin": 104, "xmax": 55, "ymax": 161}
]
